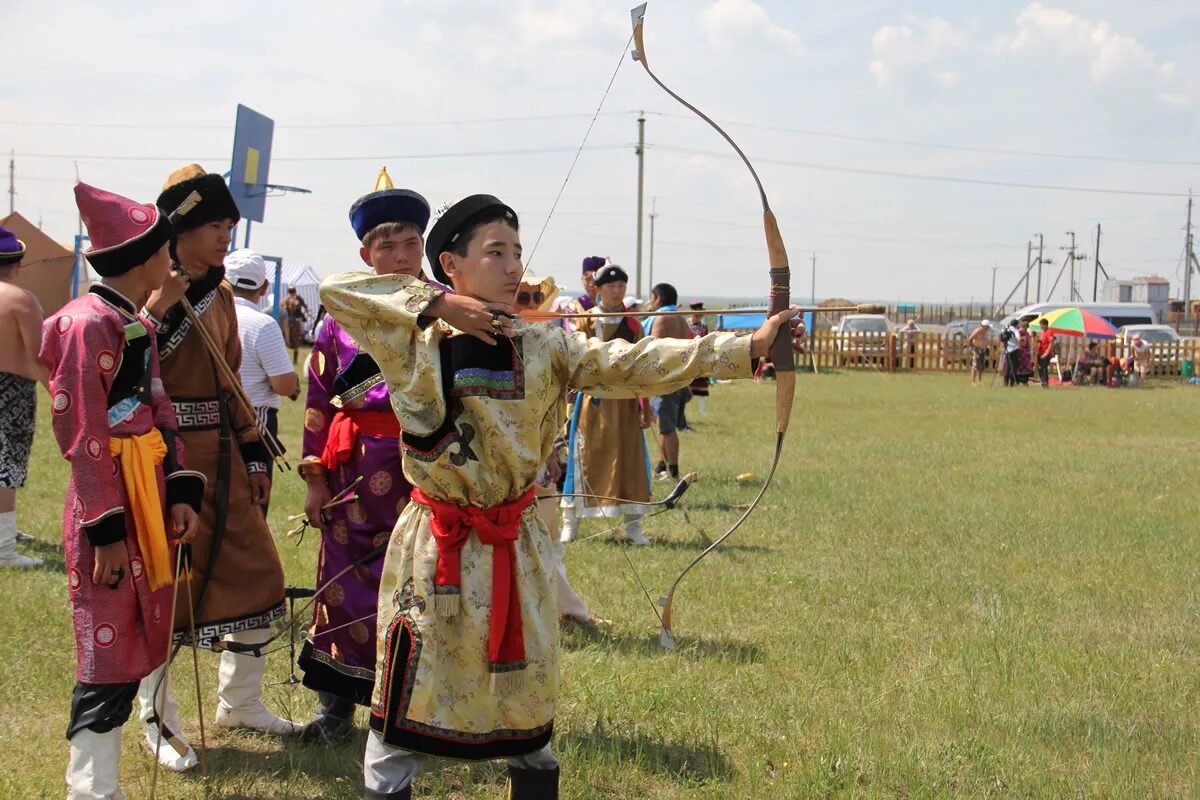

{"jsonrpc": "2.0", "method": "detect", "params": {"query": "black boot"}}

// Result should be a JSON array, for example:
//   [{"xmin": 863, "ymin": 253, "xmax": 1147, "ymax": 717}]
[
  {"xmin": 300, "ymin": 693, "xmax": 357, "ymax": 744},
  {"xmin": 507, "ymin": 765, "xmax": 559, "ymax": 800},
  {"xmin": 363, "ymin": 786, "xmax": 410, "ymax": 800}
]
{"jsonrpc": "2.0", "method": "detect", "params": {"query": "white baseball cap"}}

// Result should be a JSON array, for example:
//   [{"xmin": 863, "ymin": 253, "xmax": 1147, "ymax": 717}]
[
  {"xmin": 981, "ymin": 319, "xmax": 993, "ymax": 327},
  {"xmin": 224, "ymin": 249, "xmax": 268, "ymax": 291}
]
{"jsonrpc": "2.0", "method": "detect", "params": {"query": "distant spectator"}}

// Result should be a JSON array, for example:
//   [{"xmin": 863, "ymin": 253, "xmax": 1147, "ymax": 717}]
[
  {"xmin": 1129, "ymin": 334, "xmax": 1152, "ymax": 383},
  {"xmin": 1075, "ymin": 341, "xmax": 1105, "ymax": 385},
  {"xmin": 624, "ymin": 294, "xmax": 643, "ymax": 312},
  {"xmin": 646, "ymin": 282, "xmax": 692, "ymax": 481},
  {"xmin": 1001, "ymin": 320, "xmax": 1021, "ymax": 386},
  {"xmin": 226, "ymin": 250, "xmax": 299, "ymax": 511},
  {"xmin": 966, "ymin": 320, "xmax": 992, "ymax": 386},
  {"xmin": 280, "ymin": 284, "xmax": 309, "ymax": 364},
  {"xmin": 899, "ymin": 319, "xmax": 919, "ymax": 369},
  {"xmin": 1035, "ymin": 318, "xmax": 1056, "ymax": 387},
  {"xmin": 1015, "ymin": 319, "xmax": 1033, "ymax": 385}
]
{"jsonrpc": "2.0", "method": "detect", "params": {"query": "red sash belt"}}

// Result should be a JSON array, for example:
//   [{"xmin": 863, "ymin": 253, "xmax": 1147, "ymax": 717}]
[
  {"xmin": 320, "ymin": 409, "xmax": 401, "ymax": 470},
  {"xmin": 410, "ymin": 486, "xmax": 537, "ymax": 692}
]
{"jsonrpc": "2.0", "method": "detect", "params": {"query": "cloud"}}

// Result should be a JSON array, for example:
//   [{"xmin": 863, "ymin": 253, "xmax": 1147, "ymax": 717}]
[
  {"xmin": 868, "ymin": 18, "xmax": 967, "ymax": 89},
  {"xmin": 700, "ymin": 0, "xmax": 803, "ymax": 56},
  {"xmin": 999, "ymin": 2, "xmax": 1192, "ymax": 106}
]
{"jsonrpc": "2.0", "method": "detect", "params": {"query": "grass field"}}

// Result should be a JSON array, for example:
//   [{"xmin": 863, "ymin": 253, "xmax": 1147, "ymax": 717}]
[{"xmin": 2, "ymin": 372, "xmax": 1198, "ymax": 798}]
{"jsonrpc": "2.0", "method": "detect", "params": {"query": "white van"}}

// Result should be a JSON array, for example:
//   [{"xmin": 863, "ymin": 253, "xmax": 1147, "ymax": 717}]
[{"xmin": 1000, "ymin": 302, "xmax": 1156, "ymax": 329}]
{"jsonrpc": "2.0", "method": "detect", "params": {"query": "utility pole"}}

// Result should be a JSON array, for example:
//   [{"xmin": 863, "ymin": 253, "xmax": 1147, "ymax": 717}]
[
  {"xmin": 647, "ymin": 197, "xmax": 657, "ymax": 292},
  {"xmin": 990, "ymin": 266, "xmax": 998, "ymax": 314},
  {"xmin": 1185, "ymin": 193, "xmax": 1194, "ymax": 320},
  {"xmin": 1092, "ymin": 223, "xmax": 1108, "ymax": 302},
  {"xmin": 1024, "ymin": 241, "xmax": 1032, "ymax": 305},
  {"xmin": 1035, "ymin": 233, "xmax": 1045, "ymax": 302},
  {"xmin": 635, "ymin": 113, "xmax": 646, "ymax": 298},
  {"xmin": 810, "ymin": 252, "xmax": 816, "ymax": 305},
  {"xmin": 8, "ymin": 150, "xmax": 14, "ymax": 215},
  {"xmin": 1062, "ymin": 231, "xmax": 1087, "ymax": 302}
]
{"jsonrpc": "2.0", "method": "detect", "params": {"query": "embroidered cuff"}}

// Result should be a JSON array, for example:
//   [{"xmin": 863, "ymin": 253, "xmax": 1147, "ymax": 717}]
[
  {"xmin": 165, "ymin": 470, "xmax": 207, "ymax": 512},
  {"xmin": 83, "ymin": 508, "xmax": 128, "ymax": 547},
  {"xmin": 247, "ymin": 461, "xmax": 269, "ymax": 475},
  {"xmin": 240, "ymin": 440, "xmax": 271, "ymax": 470}
]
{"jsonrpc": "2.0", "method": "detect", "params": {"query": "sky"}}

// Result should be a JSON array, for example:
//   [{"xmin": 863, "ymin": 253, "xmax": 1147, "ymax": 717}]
[{"xmin": 4, "ymin": 0, "xmax": 1200, "ymax": 305}]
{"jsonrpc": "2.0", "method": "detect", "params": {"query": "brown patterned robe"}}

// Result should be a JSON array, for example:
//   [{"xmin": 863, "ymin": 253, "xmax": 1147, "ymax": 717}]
[{"xmin": 152, "ymin": 268, "xmax": 285, "ymax": 647}]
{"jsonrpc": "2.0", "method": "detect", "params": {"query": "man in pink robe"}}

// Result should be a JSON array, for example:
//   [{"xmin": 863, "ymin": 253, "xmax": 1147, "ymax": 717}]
[{"xmin": 42, "ymin": 182, "xmax": 204, "ymax": 800}]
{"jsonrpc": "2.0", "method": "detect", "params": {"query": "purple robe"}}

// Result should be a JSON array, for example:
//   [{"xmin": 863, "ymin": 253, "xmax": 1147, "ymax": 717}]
[{"xmin": 298, "ymin": 316, "xmax": 411, "ymax": 704}]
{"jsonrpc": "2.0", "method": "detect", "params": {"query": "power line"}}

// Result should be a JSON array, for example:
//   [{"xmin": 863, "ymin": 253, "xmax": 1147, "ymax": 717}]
[
  {"xmin": 649, "ymin": 144, "xmax": 1190, "ymax": 199},
  {"xmin": 0, "ymin": 111, "xmax": 638, "ymax": 131},
  {"xmin": 646, "ymin": 110, "xmax": 1200, "ymax": 168},
  {"xmin": 10, "ymin": 143, "xmax": 634, "ymax": 163},
  {"xmin": 6, "ymin": 107, "xmax": 1197, "ymax": 167}
]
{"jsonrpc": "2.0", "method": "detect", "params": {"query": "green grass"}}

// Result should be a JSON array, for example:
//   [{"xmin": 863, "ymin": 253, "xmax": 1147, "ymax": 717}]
[{"xmin": 2, "ymin": 372, "xmax": 1199, "ymax": 798}]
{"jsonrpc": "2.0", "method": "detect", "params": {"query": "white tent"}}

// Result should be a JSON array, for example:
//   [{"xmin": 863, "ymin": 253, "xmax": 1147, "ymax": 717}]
[{"xmin": 258, "ymin": 262, "xmax": 321, "ymax": 323}]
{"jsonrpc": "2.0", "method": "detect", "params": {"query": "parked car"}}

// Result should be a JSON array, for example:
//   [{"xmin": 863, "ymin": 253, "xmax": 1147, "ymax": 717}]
[
  {"xmin": 1001, "ymin": 302, "xmax": 1156, "ymax": 329},
  {"xmin": 830, "ymin": 314, "xmax": 896, "ymax": 367},
  {"xmin": 1116, "ymin": 324, "xmax": 1179, "ymax": 344},
  {"xmin": 1118, "ymin": 324, "xmax": 1182, "ymax": 372},
  {"xmin": 942, "ymin": 319, "xmax": 996, "ymax": 368}
]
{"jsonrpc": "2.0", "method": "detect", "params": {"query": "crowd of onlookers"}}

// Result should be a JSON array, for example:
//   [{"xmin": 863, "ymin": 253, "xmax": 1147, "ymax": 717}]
[{"xmin": 966, "ymin": 318, "xmax": 1154, "ymax": 388}]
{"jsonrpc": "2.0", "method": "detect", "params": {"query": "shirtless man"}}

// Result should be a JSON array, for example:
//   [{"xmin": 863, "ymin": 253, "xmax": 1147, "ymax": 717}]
[
  {"xmin": 966, "ymin": 320, "xmax": 992, "ymax": 387},
  {"xmin": 0, "ymin": 224, "xmax": 48, "ymax": 567},
  {"xmin": 647, "ymin": 283, "xmax": 694, "ymax": 480}
]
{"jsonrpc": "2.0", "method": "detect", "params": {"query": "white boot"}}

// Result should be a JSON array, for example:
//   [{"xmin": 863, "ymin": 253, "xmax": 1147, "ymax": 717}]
[
  {"xmin": 66, "ymin": 728, "xmax": 127, "ymax": 800},
  {"xmin": 215, "ymin": 629, "xmax": 303, "ymax": 735},
  {"xmin": 136, "ymin": 665, "xmax": 198, "ymax": 772},
  {"xmin": 0, "ymin": 510, "xmax": 42, "ymax": 568},
  {"xmin": 559, "ymin": 508, "xmax": 578, "ymax": 544},
  {"xmin": 622, "ymin": 515, "xmax": 649, "ymax": 546}
]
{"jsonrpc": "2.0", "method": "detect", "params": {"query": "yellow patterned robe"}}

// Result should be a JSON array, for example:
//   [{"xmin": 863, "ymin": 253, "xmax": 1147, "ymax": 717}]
[{"xmin": 320, "ymin": 272, "xmax": 751, "ymax": 759}]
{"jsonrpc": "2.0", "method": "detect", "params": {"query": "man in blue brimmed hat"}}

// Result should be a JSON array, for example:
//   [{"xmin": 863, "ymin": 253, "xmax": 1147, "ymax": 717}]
[
  {"xmin": 0, "ymin": 223, "xmax": 47, "ymax": 568},
  {"xmin": 297, "ymin": 168, "xmax": 431, "ymax": 744}
]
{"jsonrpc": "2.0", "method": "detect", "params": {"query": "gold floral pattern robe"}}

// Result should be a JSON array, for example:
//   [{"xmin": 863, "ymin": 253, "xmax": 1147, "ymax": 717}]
[{"xmin": 320, "ymin": 272, "xmax": 751, "ymax": 759}]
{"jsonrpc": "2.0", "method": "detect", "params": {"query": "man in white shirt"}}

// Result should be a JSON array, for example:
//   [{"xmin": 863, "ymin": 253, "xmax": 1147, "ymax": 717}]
[{"xmin": 225, "ymin": 249, "xmax": 299, "ymax": 512}]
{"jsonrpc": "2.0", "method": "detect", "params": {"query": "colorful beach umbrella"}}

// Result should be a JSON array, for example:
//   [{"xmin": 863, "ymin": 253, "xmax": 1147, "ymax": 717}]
[{"xmin": 1027, "ymin": 307, "xmax": 1117, "ymax": 338}]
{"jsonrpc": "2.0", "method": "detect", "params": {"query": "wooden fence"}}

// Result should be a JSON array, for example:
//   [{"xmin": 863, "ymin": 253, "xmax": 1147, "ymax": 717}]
[{"xmin": 801, "ymin": 331, "xmax": 1200, "ymax": 378}]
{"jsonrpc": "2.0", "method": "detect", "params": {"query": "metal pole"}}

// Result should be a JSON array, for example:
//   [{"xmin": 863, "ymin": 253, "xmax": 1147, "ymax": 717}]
[
  {"xmin": 811, "ymin": 252, "xmax": 817, "ymax": 305},
  {"xmin": 1092, "ymin": 223, "xmax": 1101, "ymax": 301},
  {"xmin": 635, "ymin": 113, "xmax": 646, "ymax": 298},
  {"xmin": 1036, "ymin": 233, "xmax": 1044, "ymax": 302},
  {"xmin": 244, "ymin": 220, "xmax": 252, "ymax": 249},
  {"xmin": 1186, "ymin": 193, "xmax": 1193, "ymax": 320},
  {"xmin": 1024, "ymin": 241, "xmax": 1031, "ymax": 305},
  {"xmin": 990, "ymin": 266, "xmax": 997, "ymax": 314},
  {"xmin": 1067, "ymin": 231, "xmax": 1076, "ymax": 302},
  {"xmin": 647, "ymin": 197, "xmax": 656, "ymax": 292}
]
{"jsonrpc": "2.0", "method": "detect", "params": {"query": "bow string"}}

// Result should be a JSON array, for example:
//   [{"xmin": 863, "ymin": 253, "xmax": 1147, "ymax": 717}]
[{"xmin": 629, "ymin": 2, "xmax": 795, "ymax": 649}]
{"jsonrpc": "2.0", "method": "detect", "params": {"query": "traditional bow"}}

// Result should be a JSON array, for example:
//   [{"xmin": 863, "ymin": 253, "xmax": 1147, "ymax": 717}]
[{"xmin": 629, "ymin": 3, "xmax": 796, "ymax": 649}]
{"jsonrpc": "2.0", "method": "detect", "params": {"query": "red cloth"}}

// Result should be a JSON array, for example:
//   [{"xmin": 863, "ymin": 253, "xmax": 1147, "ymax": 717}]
[
  {"xmin": 410, "ymin": 486, "xmax": 537, "ymax": 674},
  {"xmin": 320, "ymin": 409, "xmax": 401, "ymax": 469}
]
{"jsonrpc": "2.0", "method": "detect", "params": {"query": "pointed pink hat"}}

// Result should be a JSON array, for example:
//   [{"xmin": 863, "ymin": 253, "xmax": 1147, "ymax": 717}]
[{"xmin": 74, "ymin": 181, "xmax": 173, "ymax": 276}]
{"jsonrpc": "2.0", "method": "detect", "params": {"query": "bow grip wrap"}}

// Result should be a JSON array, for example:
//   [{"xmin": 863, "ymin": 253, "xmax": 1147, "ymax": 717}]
[{"xmin": 764, "ymin": 210, "xmax": 795, "ymax": 435}]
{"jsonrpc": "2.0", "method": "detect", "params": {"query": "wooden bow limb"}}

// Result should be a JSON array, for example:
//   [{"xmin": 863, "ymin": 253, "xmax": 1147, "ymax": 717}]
[
  {"xmin": 150, "ymin": 545, "xmax": 191, "ymax": 800},
  {"xmin": 180, "ymin": 545, "xmax": 208, "ymax": 780},
  {"xmin": 631, "ymin": 2, "xmax": 797, "ymax": 650},
  {"xmin": 530, "ymin": 303, "xmax": 884, "ymax": 320},
  {"xmin": 547, "ymin": 472, "xmax": 696, "ymax": 509}
]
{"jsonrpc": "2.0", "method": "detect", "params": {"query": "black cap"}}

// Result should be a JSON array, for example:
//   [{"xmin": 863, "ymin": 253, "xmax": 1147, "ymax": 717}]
[
  {"xmin": 424, "ymin": 194, "xmax": 518, "ymax": 284},
  {"xmin": 594, "ymin": 263, "xmax": 629, "ymax": 287}
]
